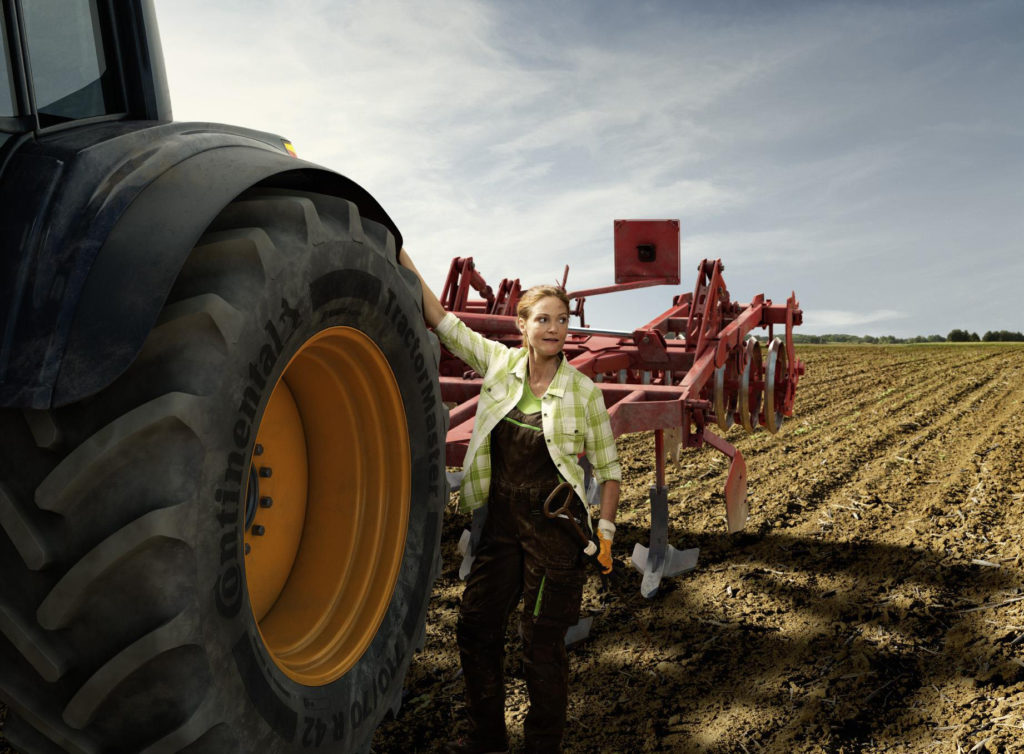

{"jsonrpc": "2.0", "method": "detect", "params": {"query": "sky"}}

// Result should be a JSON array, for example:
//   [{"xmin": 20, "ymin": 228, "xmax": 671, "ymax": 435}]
[{"xmin": 156, "ymin": 0, "xmax": 1023, "ymax": 338}]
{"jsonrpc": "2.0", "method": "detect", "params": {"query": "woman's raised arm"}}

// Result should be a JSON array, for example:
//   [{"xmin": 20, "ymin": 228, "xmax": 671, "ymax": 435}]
[{"xmin": 398, "ymin": 247, "xmax": 448, "ymax": 328}]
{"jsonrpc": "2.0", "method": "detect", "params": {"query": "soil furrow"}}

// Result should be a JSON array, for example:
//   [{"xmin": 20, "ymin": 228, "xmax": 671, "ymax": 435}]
[{"xmin": 375, "ymin": 344, "xmax": 1024, "ymax": 754}]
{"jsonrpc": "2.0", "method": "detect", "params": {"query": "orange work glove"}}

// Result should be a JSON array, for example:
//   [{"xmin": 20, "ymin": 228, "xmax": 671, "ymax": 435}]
[{"xmin": 595, "ymin": 519, "xmax": 615, "ymax": 575}]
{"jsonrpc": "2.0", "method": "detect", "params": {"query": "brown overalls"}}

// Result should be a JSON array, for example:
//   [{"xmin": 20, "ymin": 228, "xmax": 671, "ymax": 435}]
[{"xmin": 456, "ymin": 405, "xmax": 588, "ymax": 753}]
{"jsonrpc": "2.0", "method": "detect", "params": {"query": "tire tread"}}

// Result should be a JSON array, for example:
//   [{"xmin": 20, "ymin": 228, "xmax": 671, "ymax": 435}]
[
  {"xmin": 0, "ymin": 603, "xmax": 69, "ymax": 683},
  {"xmin": 62, "ymin": 610, "xmax": 199, "ymax": 730},
  {"xmin": 137, "ymin": 696, "xmax": 234, "ymax": 754},
  {"xmin": 36, "ymin": 393, "xmax": 207, "ymax": 515},
  {"xmin": 37, "ymin": 504, "xmax": 190, "ymax": 631},
  {"xmin": 2, "ymin": 711, "xmax": 89, "ymax": 754},
  {"xmin": 0, "ymin": 482, "xmax": 53, "ymax": 570}
]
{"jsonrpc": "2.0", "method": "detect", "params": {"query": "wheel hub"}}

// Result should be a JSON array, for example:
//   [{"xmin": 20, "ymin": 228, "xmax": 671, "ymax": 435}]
[{"xmin": 242, "ymin": 326, "xmax": 411, "ymax": 686}]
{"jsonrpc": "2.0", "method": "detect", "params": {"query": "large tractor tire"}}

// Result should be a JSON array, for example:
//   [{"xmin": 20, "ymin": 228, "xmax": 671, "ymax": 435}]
[{"xmin": 0, "ymin": 189, "xmax": 447, "ymax": 753}]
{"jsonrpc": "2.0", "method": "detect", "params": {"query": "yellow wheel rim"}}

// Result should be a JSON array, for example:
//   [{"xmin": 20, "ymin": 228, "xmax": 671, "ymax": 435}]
[{"xmin": 243, "ymin": 326, "xmax": 411, "ymax": 686}]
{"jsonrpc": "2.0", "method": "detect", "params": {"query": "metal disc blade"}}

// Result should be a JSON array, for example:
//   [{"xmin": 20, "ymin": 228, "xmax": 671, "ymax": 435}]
[
  {"xmin": 764, "ymin": 337, "xmax": 786, "ymax": 434},
  {"xmin": 714, "ymin": 364, "xmax": 734, "ymax": 431},
  {"xmin": 739, "ymin": 338, "xmax": 762, "ymax": 433}
]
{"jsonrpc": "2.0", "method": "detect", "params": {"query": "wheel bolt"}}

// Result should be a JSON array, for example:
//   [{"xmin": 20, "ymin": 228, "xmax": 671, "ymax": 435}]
[
  {"xmin": 252, "ymin": 525, "xmax": 266, "ymax": 536},
  {"xmin": 245, "ymin": 543, "xmax": 251, "ymax": 555},
  {"xmin": 259, "ymin": 466, "xmax": 272, "ymax": 478},
  {"xmin": 260, "ymin": 496, "xmax": 273, "ymax": 508},
  {"xmin": 254, "ymin": 444, "xmax": 264, "ymax": 456}
]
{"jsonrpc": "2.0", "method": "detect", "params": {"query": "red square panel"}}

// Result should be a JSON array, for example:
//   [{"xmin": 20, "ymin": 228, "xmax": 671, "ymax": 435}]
[{"xmin": 613, "ymin": 220, "xmax": 680, "ymax": 285}]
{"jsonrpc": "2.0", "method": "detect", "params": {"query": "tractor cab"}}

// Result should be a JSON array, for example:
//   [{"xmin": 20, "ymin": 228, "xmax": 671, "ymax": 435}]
[{"xmin": 0, "ymin": 0, "xmax": 168, "ymax": 150}]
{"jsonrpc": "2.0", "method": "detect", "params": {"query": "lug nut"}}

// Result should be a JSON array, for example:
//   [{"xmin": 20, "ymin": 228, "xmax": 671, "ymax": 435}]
[
  {"xmin": 259, "ymin": 466, "xmax": 272, "ymax": 478},
  {"xmin": 254, "ymin": 444, "xmax": 264, "ymax": 456},
  {"xmin": 260, "ymin": 496, "xmax": 273, "ymax": 508},
  {"xmin": 252, "ymin": 525, "xmax": 266, "ymax": 536},
  {"xmin": 245, "ymin": 543, "xmax": 251, "ymax": 555}
]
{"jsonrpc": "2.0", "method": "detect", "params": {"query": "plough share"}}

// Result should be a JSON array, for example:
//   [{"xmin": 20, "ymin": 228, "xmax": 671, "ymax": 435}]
[{"xmin": 439, "ymin": 220, "xmax": 805, "ymax": 598}]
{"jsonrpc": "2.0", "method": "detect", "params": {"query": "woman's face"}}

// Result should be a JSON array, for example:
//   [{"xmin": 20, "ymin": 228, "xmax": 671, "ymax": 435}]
[{"xmin": 519, "ymin": 296, "xmax": 570, "ymax": 358}]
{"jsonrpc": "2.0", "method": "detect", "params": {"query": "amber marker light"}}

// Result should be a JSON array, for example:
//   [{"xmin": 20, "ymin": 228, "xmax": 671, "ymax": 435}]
[{"xmin": 283, "ymin": 140, "xmax": 298, "ymax": 157}]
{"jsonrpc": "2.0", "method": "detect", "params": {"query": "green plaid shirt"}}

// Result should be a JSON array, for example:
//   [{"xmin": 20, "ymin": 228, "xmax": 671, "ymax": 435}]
[{"xmin": 436, "ymin": 313, "xmax": 621, "ymax": 513}]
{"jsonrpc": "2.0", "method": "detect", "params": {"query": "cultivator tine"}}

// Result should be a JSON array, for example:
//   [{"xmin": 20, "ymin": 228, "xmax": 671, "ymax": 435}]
[
  {"xmin": 564, "ymin": 616, "xmax": 594, "ymax": 646},
  {"xmin": 627, "ymin": 429, "xmax": 699, "ymax": 597},
  {"xmin": 446, "ymin": 469, "xmax": 465, "ymax": 491},
  {"xmin": 631, "ymin": 483, "xmax": 699, "ymax": 599},
  {"xmin": 702, "ymin": 430, "xmax": 748, "ymax": 532},
  {"xmin": 724, "ymin": 455, "xmax": 748, "ymax": 532},
  {"xmin": 457, "ymin": 507, "xmax": 487, "ymax": 581}
]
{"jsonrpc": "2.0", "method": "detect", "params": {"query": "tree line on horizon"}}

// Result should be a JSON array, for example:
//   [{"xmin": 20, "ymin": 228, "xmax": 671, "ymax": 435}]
[{"xmin": 790, "ymin": 329, "xmax": 1024, "ymax": 345}]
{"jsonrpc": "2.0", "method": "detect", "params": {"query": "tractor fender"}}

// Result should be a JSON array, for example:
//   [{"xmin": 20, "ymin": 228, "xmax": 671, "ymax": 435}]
[{"xmin": 23, "ymin": 134, "xmax": 400, "ymax": 408}]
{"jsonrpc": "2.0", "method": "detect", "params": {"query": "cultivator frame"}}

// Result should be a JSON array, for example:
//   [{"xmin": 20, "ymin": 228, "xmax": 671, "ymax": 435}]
[{"xmin": 440, "ymin": 220, "xmax": 804, "ymax": 598}]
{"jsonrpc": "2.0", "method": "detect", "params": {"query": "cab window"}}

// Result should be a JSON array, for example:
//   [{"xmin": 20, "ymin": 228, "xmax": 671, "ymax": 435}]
[
  {"xmin": 22, "ymin": 0, "xmax": 124, "ymax": 126},
  {"xmin": 1, "ymin": 10, "xmax": 15, "ymax": 118}
]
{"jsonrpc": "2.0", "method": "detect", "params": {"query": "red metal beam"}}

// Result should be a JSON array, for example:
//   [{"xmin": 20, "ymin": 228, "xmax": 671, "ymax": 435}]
[
  {"xmin": 713, "ymin": 297, "xmax": 764, "ymax": 367},
  {"xmin": 608, "ymin": 395, "xmax": 685, "ymax": 435},
  {"xmin": 567, "ymin": 277, "xmax": 678, "ymax": 299},
  {"xmin": 639, "ymin": 300, "xmax": 691, "ymax": 334}
]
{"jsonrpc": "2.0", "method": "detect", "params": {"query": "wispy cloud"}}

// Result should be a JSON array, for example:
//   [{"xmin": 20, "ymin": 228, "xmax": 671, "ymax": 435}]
[{"xmin": 158, "ymin": 0, "xmax": 1024, "ymax": 337}]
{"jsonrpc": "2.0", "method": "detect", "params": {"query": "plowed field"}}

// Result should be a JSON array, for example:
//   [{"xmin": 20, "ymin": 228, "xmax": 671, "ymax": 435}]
[
  {"xmin": 377, "ymin": 343, "xmax": 1024, "ymax": 753},
  {"xmin": 3, "ymin": 344, "xmax": 1022, "ymax": 753}
]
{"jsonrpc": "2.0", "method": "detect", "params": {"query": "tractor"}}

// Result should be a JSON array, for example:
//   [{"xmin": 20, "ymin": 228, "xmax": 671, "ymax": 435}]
[{"xmin": 1, "ymin": 2, "xmax": 446, "ymax": 752}]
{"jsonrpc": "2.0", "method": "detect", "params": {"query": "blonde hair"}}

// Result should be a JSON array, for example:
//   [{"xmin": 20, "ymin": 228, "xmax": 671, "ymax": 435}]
[{"xmin": 517, "ymin": 285, "xmax": 571, "ymax": 349}]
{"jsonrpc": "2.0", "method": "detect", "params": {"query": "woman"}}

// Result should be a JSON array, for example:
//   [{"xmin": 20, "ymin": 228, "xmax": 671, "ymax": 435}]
[{"xmin": 398, "ymin": 249, "xmax": 620, "ymax": 754}]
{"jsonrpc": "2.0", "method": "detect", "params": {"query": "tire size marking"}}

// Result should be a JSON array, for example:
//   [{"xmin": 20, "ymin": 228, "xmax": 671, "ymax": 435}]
[
  {"xmin": 299, "ymin": 712, "xmax": 344, "ymax": 748},
  {"xmin": 348, "ymin": 636, "xmax": 404, "ymax": 734},
  {"xmin": 383, "ymin": 288, "xmax": 442, "ymax": 499},
  {"xmin": 295, "ymin": 638, "xmax": 403, "ymax": 748},
  {"xmin": 214, "ymin": 297, "xmax": 302, "ymax": 619},
  {"xmin": 303, "ymin": 716, "xmax": 329, "ymax": 747}
]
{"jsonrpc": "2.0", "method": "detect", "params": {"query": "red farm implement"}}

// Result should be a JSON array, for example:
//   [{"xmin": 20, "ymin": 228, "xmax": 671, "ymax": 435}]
[{"xmin": 441, "ymin": 220, "xmax": 805, "ymax": 598}]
